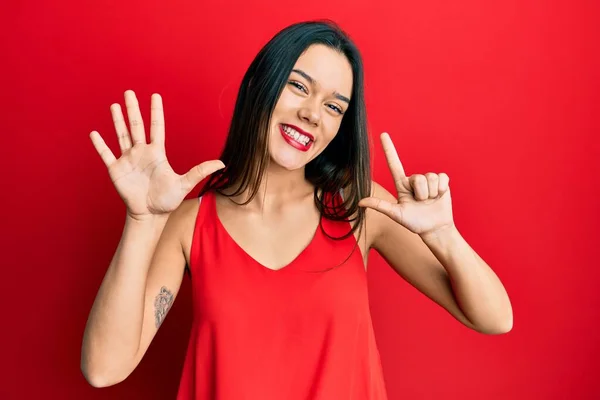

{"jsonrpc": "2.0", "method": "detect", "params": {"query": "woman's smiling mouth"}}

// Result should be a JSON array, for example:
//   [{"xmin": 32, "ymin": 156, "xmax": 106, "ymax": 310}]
[{"xmin": 279, "ymin": 124, "xmax": 314, "ymax": 151}]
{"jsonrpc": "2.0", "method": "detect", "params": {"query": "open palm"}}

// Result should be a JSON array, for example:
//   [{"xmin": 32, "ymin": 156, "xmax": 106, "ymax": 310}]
[{"xmin": 90, "ymin": 90, "xmax": 224, "ymax": 218}]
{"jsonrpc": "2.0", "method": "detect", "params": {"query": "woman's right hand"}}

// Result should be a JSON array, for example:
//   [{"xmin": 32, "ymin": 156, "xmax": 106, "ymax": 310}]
[{"xmin": 90, "ymin": 90, "xmax": 225, "ymax": 220}]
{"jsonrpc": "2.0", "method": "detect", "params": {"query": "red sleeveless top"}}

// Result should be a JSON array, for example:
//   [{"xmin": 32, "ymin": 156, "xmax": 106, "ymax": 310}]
[{"xmin": 176, "ymin": 190, "xmax": 388, "ymax": 399}]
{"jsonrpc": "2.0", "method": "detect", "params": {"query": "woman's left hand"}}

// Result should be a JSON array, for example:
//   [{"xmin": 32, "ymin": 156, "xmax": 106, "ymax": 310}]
[{"xmin": 358, "ymin": 132, "xmax": 456, "ymax": 237}]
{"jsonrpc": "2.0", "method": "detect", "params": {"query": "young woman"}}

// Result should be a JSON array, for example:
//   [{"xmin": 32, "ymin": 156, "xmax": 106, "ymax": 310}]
[{"xmin": 81, "ymin": 20, "xmax": 512, "ymax": 399}]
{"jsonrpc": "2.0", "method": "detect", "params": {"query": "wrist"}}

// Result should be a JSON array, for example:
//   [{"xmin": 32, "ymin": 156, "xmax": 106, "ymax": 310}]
[
  {"xmin": 419, "ymin": 223, "xmax": 458, "ymax": 243},
  {"xmin": 125, "ymin": 212, "xmax": 170, "ymax": 225}
]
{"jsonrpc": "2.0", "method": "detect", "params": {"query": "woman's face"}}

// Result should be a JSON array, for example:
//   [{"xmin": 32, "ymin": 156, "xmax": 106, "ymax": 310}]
[{"xmin": 268, "ymin": 44, "xmax": 353, "ymax": 171}]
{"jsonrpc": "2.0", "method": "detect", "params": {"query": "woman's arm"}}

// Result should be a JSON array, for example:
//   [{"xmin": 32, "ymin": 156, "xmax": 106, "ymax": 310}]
[
  {"xmin": 368, "ymin": 181, "xmax": 513, "ymax": 335},
  {"xmin": 80, "ymin": 200, "xmax": 193, "ymax": 387}
]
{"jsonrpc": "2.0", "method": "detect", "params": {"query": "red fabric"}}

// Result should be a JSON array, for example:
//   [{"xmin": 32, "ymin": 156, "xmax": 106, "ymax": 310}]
[{"xmin": 176, "ymin": 191, "xmax": 388, "ymax": 399}]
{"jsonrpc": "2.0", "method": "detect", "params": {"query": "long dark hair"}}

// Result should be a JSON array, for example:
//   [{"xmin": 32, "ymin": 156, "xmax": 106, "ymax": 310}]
[{"xmin": 200, "ymin": 20, "xmax": 371, "ymax": 240}]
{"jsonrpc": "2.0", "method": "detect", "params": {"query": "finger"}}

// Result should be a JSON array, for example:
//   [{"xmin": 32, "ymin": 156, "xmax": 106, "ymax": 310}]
[
  {"xmin": 358, "ymin": 197, "xmax": 402, "ymax": 223},
  {"xmin": 90, "ymin": 131, "xmax": 116, "ymax": 167},
  {"xmin": 181, "ymin": 160, "xmax": 226, "ymax": 193},
  {"xmin": 438, "ymin": 173, "xmax": 450, "ymax": 195},
  {"xmin": 110, "ymin": 103, "xmax": 132, "ymax": 153},
  {"xmin": 150, "ymin": 93, "xmax": 165, "ymax": 146},
  {"xmin": 124, "ymin": 90, "xmax": 146, "ymax": 145},
  {"xmin": 425, "ymin": 173, "xmax": 439, "ymax": 198},
  {"xmin": 410, "ymin": 174, "xmax": 429, "ymax": 201},
  {"xmin": 380, "ymin": 132, "xmax": 407, "ymax": 194}
]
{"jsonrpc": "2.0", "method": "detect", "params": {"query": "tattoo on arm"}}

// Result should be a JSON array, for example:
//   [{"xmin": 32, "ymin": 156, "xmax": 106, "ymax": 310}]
[{"xmin": 154, "ymin": 286, "xmax": 174, "ymax": 329}]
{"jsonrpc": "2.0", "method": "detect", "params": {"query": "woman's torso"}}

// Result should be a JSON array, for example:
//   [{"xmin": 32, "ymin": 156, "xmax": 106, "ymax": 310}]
[{"xmin": 175, "ymin": 189, "xmax": 386, "ymax": 399}]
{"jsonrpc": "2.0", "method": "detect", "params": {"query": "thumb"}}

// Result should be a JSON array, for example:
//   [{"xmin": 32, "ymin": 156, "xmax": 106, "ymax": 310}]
[
  {"xmin": 358, "ymin": 197, "xmax": 401, "ymax": 223},
  {"xmin": 181, "ymin": 160, "xmax": 225, "ymax": 192}
]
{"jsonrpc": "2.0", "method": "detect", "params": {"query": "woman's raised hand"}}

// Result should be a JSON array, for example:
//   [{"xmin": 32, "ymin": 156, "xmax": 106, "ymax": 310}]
[{"xmin": 90, "ymin": 90, "xmax": 224, "ymax": 220}]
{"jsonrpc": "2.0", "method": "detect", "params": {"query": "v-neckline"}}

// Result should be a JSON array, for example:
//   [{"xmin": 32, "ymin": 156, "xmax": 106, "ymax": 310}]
[{"xmin": 211, "ymin": 191, "xmax": 323, "ymax": 273}]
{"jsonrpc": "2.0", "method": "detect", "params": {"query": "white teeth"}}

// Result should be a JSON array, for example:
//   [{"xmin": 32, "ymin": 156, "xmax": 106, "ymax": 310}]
[{"xmin": 282, "ymin": 125, "xmax": 311, "ymax": 146}]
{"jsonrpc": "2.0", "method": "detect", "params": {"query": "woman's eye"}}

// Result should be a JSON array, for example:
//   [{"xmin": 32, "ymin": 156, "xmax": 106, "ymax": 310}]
[
  {"xmin": 328, "ymin": 104, "xmax": 343, "ymax": 114},
  {"xmin": 289, "ymin": 81, "xmax": 307, "ymax": 93},
  {"xmin": 288, "ymin": 81, "xmax": 343, "ymax": 115}
]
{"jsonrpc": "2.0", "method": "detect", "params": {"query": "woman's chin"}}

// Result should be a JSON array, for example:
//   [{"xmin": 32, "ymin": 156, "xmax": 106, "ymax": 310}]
[{"xmin": 269, "ymin": 151, "xmax": 308, "ymax": 171}]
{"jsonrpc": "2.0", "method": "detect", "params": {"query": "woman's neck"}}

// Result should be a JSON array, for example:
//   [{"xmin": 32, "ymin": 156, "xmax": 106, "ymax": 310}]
[{"xmin": 225, "ymin": 162, "xmax": 314, "ymax": 211}]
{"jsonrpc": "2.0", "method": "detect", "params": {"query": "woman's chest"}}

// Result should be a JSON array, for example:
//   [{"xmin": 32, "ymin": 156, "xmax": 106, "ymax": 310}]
[{"xmin": 193, "ymin": 256, "xmax": 371, "ymax": 328}]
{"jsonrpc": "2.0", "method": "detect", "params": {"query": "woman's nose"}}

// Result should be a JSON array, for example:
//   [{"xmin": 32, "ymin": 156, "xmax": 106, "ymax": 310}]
[{"xmin": 298, "ymin": 103, "xmax": 320, "ymax": 126}]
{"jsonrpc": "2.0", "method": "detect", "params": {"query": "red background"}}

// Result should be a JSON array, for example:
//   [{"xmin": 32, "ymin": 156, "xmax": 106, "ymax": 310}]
[{"xmin": 3, "ymin": 0, "xmax": 599, "ymax": 399}]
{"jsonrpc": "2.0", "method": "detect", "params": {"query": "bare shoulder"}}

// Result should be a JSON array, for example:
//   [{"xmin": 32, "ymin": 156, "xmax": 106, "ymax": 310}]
[
  {"xmin": 162, "ymin": 197, "xmax": 200, "ymax": 234},
  {"xmin": 176, "ymin": 197, "xmax": 202, "ymax": 220},
  {"xmin": 340, "ymin": 180, "xmax": 394, "ymax": 252},
  {"xmin": 370, "ymin": 181, "xmax": 398, "ymax": 236},
  {"xmin": 346, "ymin": 180, "xmax": 398, "ymax": 250},
  {"xmin": 174, "ymin": 197, "xmax": 203, "ymax": 264}
]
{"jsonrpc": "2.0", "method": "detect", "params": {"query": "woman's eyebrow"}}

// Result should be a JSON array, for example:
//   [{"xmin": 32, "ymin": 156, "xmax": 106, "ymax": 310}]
[
  {"xmin": 292, "ymin": 68, "xmax": 315, "ymax": 84},
  {"xmin": 291, "ymin": 69, "xmax": 351, "ymax": 104},
  {"xmin": 333, "ymin": 92, "xmax": 351, "ymax": 104}
]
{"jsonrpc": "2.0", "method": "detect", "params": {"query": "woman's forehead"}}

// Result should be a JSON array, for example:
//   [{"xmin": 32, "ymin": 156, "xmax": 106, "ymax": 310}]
[{"xmin": 293, "ymin": 45, "xmax": 353, "ymax": 97}]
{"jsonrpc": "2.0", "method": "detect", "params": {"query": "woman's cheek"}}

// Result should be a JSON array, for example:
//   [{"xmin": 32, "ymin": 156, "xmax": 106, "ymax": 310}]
[{"xmin": 323, "ymin": 119, "xmax": 342, "ymax": 142}]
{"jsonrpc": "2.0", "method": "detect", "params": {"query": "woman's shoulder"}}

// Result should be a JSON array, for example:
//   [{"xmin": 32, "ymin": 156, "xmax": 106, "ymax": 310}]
[
  {"xmin": 344, "ymin": 180, "xmax": 394, "ymax": 237},
  {"xmin": 173, "ymin": 196, "xmax": 210, "ymax": 263},
  {"xmin": 167, "ymin": 196, "xmax": 205, "ymax": 238}
]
